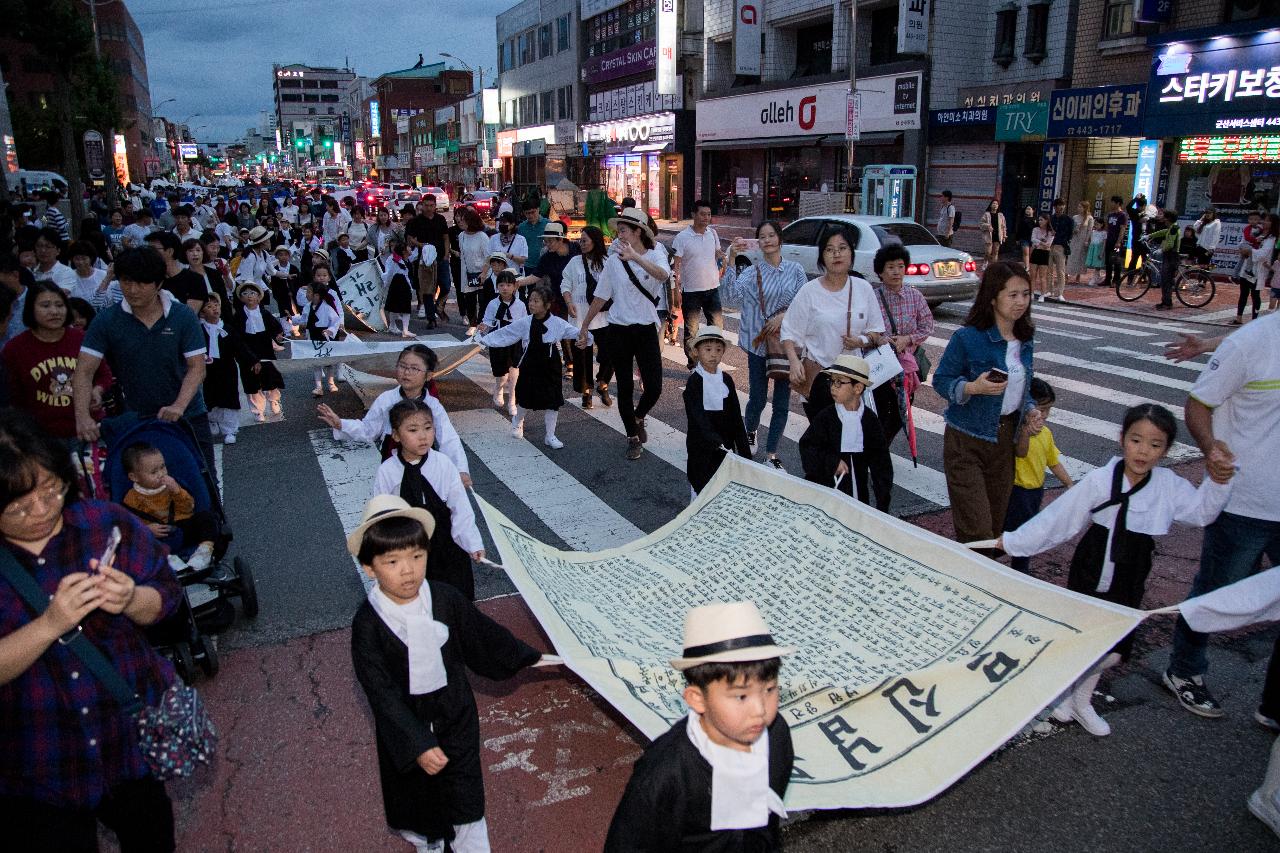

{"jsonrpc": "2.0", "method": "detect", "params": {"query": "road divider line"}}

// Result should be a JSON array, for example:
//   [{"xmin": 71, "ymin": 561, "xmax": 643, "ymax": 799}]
[{"xmin": 1093, "ymin": 345, "xmax": 1207, "ymax": 372}]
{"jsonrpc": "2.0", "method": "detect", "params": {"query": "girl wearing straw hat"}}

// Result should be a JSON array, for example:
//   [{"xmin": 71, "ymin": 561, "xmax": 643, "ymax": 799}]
[
  {"xmin": 798, "ymin": 354, "xmax": 894, "ymax": 510},
  {"xmin": 577, "ymin": 206, "xmax": 671, "ymax": 460}
]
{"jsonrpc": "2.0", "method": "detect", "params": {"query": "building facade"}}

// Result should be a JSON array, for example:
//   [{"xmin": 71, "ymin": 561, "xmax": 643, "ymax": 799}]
[
  {"xmin": 364, "ymin": 64, "xmax": 472, "ymax": 182},
  {"xmin": 272, "ymin": 63, "xmax": 357, "ymax": 175}
]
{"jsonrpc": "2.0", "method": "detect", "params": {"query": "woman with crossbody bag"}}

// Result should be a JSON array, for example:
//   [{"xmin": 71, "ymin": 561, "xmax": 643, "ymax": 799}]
[
  {"xmin": 723, "ymin": 221, "xmax": 806, "ymax": 468},
  {"xmin": 577, "ymin": 208, "xmax": 670, "ymax": 460},
  {"xmin": 781, "ymin": 226, "xmax": 885, "ymax": 420},
  {"xmin": 0, "ymin": 409, "xmax": 213, "ymax": 851},
  {"xmin": 872, "ymin": 243, "xmax": 936, "ymax": 446},
  {"xmin": 562, "ymin": 226, "xmax": 614, "ymax": 409}
]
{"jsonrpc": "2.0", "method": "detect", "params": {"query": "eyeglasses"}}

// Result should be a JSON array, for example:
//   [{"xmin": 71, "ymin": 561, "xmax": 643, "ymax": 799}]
[
  {"xmin": 2, "ymin": 481, "xmax": 69, "ymax": 522},
  {"xmin": 823, "ymin": 245, "xmax": 851, "ymax": 255},
  {"xmin": 396, "ymin": 362, "xmax": 427, "ymax": 375},
  {"xmin": 829, "ymin": 377, "xmax": 855, "ymax": 388}
]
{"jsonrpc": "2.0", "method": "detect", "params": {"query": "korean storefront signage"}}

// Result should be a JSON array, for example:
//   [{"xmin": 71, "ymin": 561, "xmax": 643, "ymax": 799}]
[
  {"xmin": 588, "ymin": 78, "xmax": 683, "ymax": 123},
  {"xmin": 584, "ymin": 41, "xmax": 657, "ymax": 85},
  {"xmin": 695, "ymin": 72, "xmax": 923, "ymax": 143},
  {"xmin": 897, "ymin": 0, "xmax": 929, "ymax": 55},
  {"xmin": 957, "ymin": 82, "xmax": 1054, "ymax": 110},
  {"xmin": 1133, "ymin": 0, "xmax": 1173, "ymax": 23},
  {"xmin": 1144, "ymin": 30, "xmax": 1280, "ymax": 137},
  {"xmin": 83, "ymin": 130, "xmax": 106, "ymax": 181},
  {"xmin": 657, "ymin": 0, "xmax": 677, "ymax": 95},
  {"xmin": 178, "ymin": 143, "xmax": 199, "ymax": 161},
  {"xmin": 734, "ymin": 0, "xmax": 762, "ymax": 76},
  {"xmin": 1047, "ymin": 84, "xmax": 1146, "ymax": 139},
  {"xmin": 929, "ymin": 107, "xmax": 995, "ymax": 127},
  {"xmin": 847, "ymin": 92, "xmax": 861, "ymax": 142},
  {"xmin": 1037, "ymin": 144, "xmax": 1063, "ymax": 215},
  {"xmin": 583, "ymin": 112, "xmax": 676, "ymax": 150},
  {"xmin": 994, "ymin": 102, "xmax": 1049, "ymax": 141},
  {"xmin": 369, "ymin": 100, "xmax": 381, "ymax": 138},
  {"xmin": 496, "ymin": 130, "xmax": 516, "ymax": 158},
  {"xmin": 1179, "ymin": 135, "xmax": 1280, "ymax": 163},
  {"xmin": 1133, "ymin": 139, "xmax": 1160, "ymax": 201}
]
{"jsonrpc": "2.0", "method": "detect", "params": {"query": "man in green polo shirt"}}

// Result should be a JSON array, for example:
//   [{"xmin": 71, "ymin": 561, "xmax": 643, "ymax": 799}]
[
  {"xmin": 517, "ymin": 200, "xmax": 550, "ymax": 270},
  {"xmin": 72, "ymin": 247, "xmax": 215, "ymax": 478}
]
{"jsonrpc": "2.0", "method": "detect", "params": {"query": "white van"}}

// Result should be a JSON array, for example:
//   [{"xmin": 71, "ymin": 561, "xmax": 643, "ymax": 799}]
[{"xmin": 7, "ymin": 170, "xmax": 69, "ymax": 196}]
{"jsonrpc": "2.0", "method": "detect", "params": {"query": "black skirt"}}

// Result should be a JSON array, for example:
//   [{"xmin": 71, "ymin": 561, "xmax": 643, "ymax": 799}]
[
  {"xmin": 1030, "ymin": 248, "xmax": 1051, "ymax": 265},
  {"xmin": 490, "ymin": 342, "xmax": 522, "ymax": 377},
  {"xmin": 1068, "ymin": 523, "xmax": 1155, "ymax": 661},
  {"xmin": 514, "ymin": 319, "xmax": 564, "ymax": 410},
  {"xmin": 385, "ymin": 272, "xmax": 413, "ymax": 314}
]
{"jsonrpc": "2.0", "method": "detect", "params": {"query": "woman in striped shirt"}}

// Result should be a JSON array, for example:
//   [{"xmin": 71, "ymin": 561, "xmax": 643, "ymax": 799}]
[{"xmin": 723, "ymin": 221, "xmax": 807, "ymax": 468}]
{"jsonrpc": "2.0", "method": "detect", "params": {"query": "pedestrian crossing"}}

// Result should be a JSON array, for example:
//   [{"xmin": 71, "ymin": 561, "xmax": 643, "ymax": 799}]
[{"xmin": 309, "ymin": 300, "xmax": 1218, "ymax": 564}]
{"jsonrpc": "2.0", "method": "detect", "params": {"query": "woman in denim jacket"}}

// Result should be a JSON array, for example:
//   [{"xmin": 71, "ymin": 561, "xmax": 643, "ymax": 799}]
[{"xmin": 932, "ymin": 261, "xmax": 1043, "ymax": 548}]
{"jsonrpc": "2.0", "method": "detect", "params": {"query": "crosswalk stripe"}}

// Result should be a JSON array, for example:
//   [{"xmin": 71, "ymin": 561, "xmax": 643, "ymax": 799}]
[
  {"xmin": 1094, "ymin": 345, "xmax": 1207, "ymax": 372},
  {"xmin": 1044, "ymin": 408, "xmax": 1200, "ymax": 462},
  {"xmin": 452, "ymin": 405, "xmax": 646, "ymax": 551},
  {"xmin": 907, "ymin": 406, "xmax": 1091, "ymax": 482},
  {"xmin": 1034, "ymin": 351, "xmax": 1195, "ymax": 392},
  {"xmin": 936, "ymin": 320, "xmax": 1099, "ymax": 341},
  {"xmin": 1032, "ymin": 303, "xmax": 1198, "ymax": 334},
  {"xmin": 1028, "ymin": 312, "xmax": 1157, "ymax": 337},
  {"xmin": 1033, "ymin": 372, "xmax": 1186, "ymax": 420},
  {"xmin": 308, "ymin": 428, "xmax": 382, "ymax": 590}
]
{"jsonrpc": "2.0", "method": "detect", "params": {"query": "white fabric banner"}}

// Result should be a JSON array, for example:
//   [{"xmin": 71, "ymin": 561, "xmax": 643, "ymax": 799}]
[
  {"xmin": 288, "ymin": 336, "xmax": 476, "ymax": 369},
  {"xmin": 340, "ymin": 260, "xmax": 388, "ymax": 332},
  {"xmin": 477, "ymin": 455, "xmax": 1149, "ymax": 810}
]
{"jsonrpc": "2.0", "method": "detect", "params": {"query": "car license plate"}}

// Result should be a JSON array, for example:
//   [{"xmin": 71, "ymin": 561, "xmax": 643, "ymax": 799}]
[{"xmin": 934, "ymin": 261, "xmax": 960, "ymax": 278}]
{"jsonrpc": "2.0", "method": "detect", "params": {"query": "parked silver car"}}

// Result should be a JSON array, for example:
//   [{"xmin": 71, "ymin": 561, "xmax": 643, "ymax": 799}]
[{"xmin": 750, "ymin": 214, "xmax": 980, "ymax": 306}]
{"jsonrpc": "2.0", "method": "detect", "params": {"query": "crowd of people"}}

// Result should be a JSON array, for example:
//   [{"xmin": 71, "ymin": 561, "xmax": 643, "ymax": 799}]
[{"xmin": 0, "ymin": 177, "xmax": 1278, "ymax": 851}]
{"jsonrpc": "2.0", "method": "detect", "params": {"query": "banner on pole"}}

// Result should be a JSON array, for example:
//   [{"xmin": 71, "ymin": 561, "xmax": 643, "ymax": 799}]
[
  {"xmin": 478, "ymin": 456, "xmax": 1147, "ymax": 810},
  {"xmin": 340, "ymin": 260, "xmax": 388, "ymax": 332}
]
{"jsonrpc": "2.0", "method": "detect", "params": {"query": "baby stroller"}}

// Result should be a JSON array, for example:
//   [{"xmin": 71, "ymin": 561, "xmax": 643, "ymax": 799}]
[{"xmin": 95, "ymin": 417, "xmax": 259, "ymax": 681}]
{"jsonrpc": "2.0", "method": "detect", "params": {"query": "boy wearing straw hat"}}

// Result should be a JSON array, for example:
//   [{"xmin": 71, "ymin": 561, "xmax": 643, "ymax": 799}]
[
  {"xmin": 349, "ymin": 495, "xmax": 549, "ymax": 853},
  {"xmin": 605, "ymin": 601, "xmax": 794, "ymax": 851},
  {"xmin": 798, "ymin": 354, "xmax": 894, "ymax": 510},
  {"xmin": 684, "ymin": 326, "xmax": 751, "ymax": 495}
]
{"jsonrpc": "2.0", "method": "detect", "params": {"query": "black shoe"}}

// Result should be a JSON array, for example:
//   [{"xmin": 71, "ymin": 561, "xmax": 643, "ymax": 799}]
[
  {"xmin": 746, "ymin": 430, "xmax": 757, "ymax": 448},
  {"xmin": 1155, "ymin": 303, "xmax": 1171, "ymax": 310},
  {"xmin": 637, "ymin": 418, "xmax": 648, "ymax": 444},
  {"xmin": 426, "ymin": 319, "xmax": 437, "ymax": 329},
  {"xmin": 626, "ymin": 437, "xmax": 643, "ymax": 460},
  {"xmin": 582, "ymin": 392, "xmax": 593, "ymax": 409},
  {"xmin": 768, "ymin": 457, "xmax": 784, "ymax": 470},
  {"xmin": 1162, "ymin": 670, "xmax": 1224, "ymax": 718},
  {"xmin": 597, "ymin": 384, "xmax": 613, "ymax": 407}
]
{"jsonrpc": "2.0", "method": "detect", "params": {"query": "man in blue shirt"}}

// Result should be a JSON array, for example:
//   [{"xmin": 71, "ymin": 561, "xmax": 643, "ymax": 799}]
[
  {"xmin": 517, "ymin": 200, "xmax": 550, "ymax": 270},
  {"xmin": 72, "ymin": 247, "xmax": 216, "ymax": 481}
]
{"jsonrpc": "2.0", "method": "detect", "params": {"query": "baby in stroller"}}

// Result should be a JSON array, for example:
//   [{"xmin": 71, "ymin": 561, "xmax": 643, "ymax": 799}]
[{"xmin": 120, "ymin": 442, "xmax": 220, "ymax": 576}]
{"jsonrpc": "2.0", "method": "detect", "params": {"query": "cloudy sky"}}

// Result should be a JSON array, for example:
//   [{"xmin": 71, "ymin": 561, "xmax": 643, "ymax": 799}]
[{"xmin": 129, "ymin": 0, "xmax": 511, "ymax": 142}]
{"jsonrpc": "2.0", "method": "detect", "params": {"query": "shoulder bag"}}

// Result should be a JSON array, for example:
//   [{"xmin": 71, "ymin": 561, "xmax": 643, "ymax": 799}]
[
  {"xmin": 876, "ymin": 285, "xmax": 930, "ymax": 382},
  {"xmin": 751, "ymin": 265, "xmax": 791, "ymax": 381},
  {"xmin": 790, "ymin": 277, "xmax": 853, "ymax": 398},
  {"xmin": 584, "ymin": 262, "xmax": 613, "ymax": 312},
  {"xmin": 0, "ymin": 547, "xmax": 216, "ymax": 780},
  {"xmin": 621, "ymin": 260, "xmax": 660, "ymax": 307}
]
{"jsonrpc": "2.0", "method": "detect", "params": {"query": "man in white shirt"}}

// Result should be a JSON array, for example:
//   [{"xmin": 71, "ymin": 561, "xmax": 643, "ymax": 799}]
[
  {"xmin": 194, "ymin": 199, "xmax": 219, "ymax": 231},
  {"xmin": 121, "ymin": 208, "xmax": 156, "ymax": 249},
  {"xmin": 171, "ymin": 205, "xmax": 203, "ymax": 242},
  {"xmin": 936, "ymin": 190, "xmax": 956, "ymax": 247},
  {"xmin": 1164, "ymin": 311, "xmax": 1280, "ymax": 720},
  {"xmin": 672, "ymin": 200, "xmax": 725, "ymax": 369}
]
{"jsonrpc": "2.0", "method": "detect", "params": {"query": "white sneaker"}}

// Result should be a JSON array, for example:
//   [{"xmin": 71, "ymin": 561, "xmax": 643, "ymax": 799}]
[
  {"xmin": 1071, "ymin": 696, "xmax": 1111, "ymax": 736},
  {"xmin": 167, "ymin": 554, "xmax": 188, "ymax": 573},
  {"xmin": 186, "ymin": 544, "xmax": 214, "ymax": 572},
  {"xmin": 1057, "ymin": 294, "xmax": 1070, "ymax": 303},
  {"xmin": 269, "ymin": 398, "xmax": 282, "ymax": 415},
  {"xmin": 312, "ymin": 385, "xmax": 324, "ymax": 397},
  {"xmin": 223, "ymin": 433, "xmax": 237, "ymax": 445},
  {"xmin": 328, "ymin": 378, "xmax": 340, "ymax": 392},
  {"xmin": 492, "ymin": 392, "xmax": 504, "ymax": 407},
  {"xmin": 1249, "ymin": 789, "xmax": 1280, "ymax": 839},
  {"xmin": 418, "ymin": 307, "xmax": 428, "ymax": 319},
  {"xmin": 254, "ymin": 412, "xmax": 267, "ymax": 424},
  {"xmin": 511, "ymin": 424, "xmax": 524, "ymax": 438},
  {"xmin": 545, "ymin": 436, "xmax": 564, "ymax": 450}
]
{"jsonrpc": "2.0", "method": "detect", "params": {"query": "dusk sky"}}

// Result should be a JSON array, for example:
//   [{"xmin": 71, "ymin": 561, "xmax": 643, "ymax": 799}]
[{"xmin": 129, "ymin": 0, "xmax": 511, "ymax": 143}]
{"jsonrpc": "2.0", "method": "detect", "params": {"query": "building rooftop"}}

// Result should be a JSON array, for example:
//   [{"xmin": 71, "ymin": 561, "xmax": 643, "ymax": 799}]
[{"xmin": 376, "ymin": 62, "xmax": 450, "ymax": 80}]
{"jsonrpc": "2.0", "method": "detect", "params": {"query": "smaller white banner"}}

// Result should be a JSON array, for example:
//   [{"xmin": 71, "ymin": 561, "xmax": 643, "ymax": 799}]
[{"xmin": 339, "ymin": 260, "xmax": 388, "ymax": 332}]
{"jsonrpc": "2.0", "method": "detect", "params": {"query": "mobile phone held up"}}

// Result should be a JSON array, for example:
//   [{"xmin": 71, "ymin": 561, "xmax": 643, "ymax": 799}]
[
  {"xmin": 986, "ymin": 368, "xmax": 1009, "ymax": 383},
  {"xmin": 95, "ymin": 525, "xmax": 122, "ymax": 574}
]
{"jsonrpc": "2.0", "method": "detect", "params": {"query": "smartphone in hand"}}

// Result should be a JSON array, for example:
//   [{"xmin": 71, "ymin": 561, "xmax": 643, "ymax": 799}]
[
  {"xmin": 987, "ymin": 368, "xmax": 1009, "ymax": 383},
  {"xmin": 95, "ymin": 525, "xmax": 122, "ymax": 574}
]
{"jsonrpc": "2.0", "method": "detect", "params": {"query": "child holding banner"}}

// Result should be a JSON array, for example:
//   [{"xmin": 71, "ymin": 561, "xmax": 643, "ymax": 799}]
[
  {"xmin": 476, "ymin": 270, "xmax": 526, "ymax": 414},
  {"xmin": 997, "ymin": 404, "xmax": 1233, "ymax": 736},
  {"xmin": 372, "ymin": 399, "xmax": 484, "ymax": 599},
  {"xmin": 293, "ymin": 272, "xmax": 344, "ymax": 397},
  {"xmin": 348, "ymin": 494, "xmax": 546, "ymax": 853},
  {"xmin": 605, "ymin": 601, "xmax": 794, "ymax": 851}
]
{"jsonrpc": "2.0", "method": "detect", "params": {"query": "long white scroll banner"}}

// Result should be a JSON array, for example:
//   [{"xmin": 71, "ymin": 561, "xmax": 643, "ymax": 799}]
[
  {"xmin": 288, "ymin": 335, "xmax": 479, "ymax": 371},
  {"xmin": 476, "ymin": 454, "xmax": 1148, "ymax": 810}
]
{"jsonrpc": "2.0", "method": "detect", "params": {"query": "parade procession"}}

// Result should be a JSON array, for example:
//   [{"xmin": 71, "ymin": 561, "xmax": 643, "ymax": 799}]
[{"xmin": 3, "ymin": 0, "xmax": 1280, "ymax": 850}]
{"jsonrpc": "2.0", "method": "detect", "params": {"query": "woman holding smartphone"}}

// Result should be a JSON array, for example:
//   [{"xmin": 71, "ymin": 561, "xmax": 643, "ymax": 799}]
[{"xmin": 932, "ymin": 261, "xmax": 1041, "ymax": 550}]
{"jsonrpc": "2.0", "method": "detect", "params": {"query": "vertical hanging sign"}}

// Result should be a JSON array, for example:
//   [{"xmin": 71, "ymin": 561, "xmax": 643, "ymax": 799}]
[
  {"xmin": 897, "ymin": 0, "xmax": 929, "ymax": 54},
  {"xmin": 734, "ymin": 0, "xmax": 762, "ymax": 76},
  {"xmin": 657, "ymin": 0, "xmax": 678, "ymax": 95}
]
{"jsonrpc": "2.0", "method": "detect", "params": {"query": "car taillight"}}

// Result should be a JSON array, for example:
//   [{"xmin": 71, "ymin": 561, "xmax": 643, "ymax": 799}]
[
  {"xmin": 906, "ymin": 263, "xmax": 928, "ymax": 276},
  {"xmin": 964, "ymin": 260, "xmax": 977, "ymax": 272}
]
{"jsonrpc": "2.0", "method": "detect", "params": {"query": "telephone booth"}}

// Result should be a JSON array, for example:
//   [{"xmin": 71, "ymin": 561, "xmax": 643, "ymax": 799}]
[{"xmin": 860, "ymin": 165, "xmax": 917, "ymax": 220}]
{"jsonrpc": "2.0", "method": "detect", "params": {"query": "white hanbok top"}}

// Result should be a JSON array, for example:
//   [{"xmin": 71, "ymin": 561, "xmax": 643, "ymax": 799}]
[
  {"xmin": 333, "ymin": 387, "xmax": 469, "ymax": 475},
  {"xmin": 373, "ymin": 451, "xmax": 483, "ymax": 554},
  {"xmin": 478, "ymin": 313, "xmax": 588, "ymax": 369},
  {"xmin": 561, "ymin": 255, "xmax": 609, "ymax": 331}
]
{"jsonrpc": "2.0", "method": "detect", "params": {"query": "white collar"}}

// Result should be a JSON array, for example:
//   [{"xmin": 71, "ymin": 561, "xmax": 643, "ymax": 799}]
[
  {"xmin": 121, "ymin": 289, "xmax": 175, "ymax": 317},
  {"xmin": 368, "ymin": 582, "xmax": 449, "ymax": 694},
  {"xmin": 685, "ymin": 710, "xmax": 786, "ymax": 830},
  {"xmin": 694, "ymin": 364, "xmax": 729, "ymax": 412},
  {"xmin": 131, "ymin": 481, "xmax": 168, "ymax": 497}
]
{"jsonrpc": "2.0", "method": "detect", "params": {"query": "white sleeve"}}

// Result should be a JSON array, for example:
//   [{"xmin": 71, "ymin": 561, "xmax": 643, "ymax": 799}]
[
  {"xmin": 1169, "ymin": 473, "xmax": 1232, "ymax": 529},
  {"xmin": 562, "ymin": 257, "xmax": 582, "ymax": 300},
  {"xmin": 426, "ymin": 396, "xmax": 468, "ymax": 475},
  {"xmin": 372, "ymin": 461, "xmax": 397, "ymax": 496},
  {"xmin": 480, "ymin": 298, "xmax": 499, "ymax": 326},
  {"xmin": 1002, "ymin": 467, "xmax": 1108, "ymax": 557},
  {"xmin": 512, "ymin": 235, "xmax": 529, "ymax": 259},
  {"xmin": 780, "ymin": 284, "xmax": 812, "ymax": 345},
  {"xmin": 672, "ymin": 231, "xmax": 687, "ymax": 257},
  {"xmin": 1189, "ymin": 334, "xmax": 1248, "ymax": 409},
  {"xmin": 436, "ymin": 457, "xmax": 483, "ymax": 553},
  {"xmin": 479, "ymin": 315, "xmax": 530, "ymax": 348},
  {"xmin": 860, "ymin": 282, "xmax": 886, "ymax": 335},
  {"xmin": 334, "ymin": 393, "xmax": 390, "ymax": 444}
]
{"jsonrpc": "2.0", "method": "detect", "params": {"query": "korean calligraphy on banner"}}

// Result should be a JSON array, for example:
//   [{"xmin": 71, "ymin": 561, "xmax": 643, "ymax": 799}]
[
  {"xmin": 338, "ymin": 260, "xmax": 388, "ymax": 332},
  {"xmin": 478, "ymin": 456, "xmax": 1147, "ymax": 810},
  {"xmin": 1047, "ymin": 84, "xmax": 1146, "ymax": 138},
  {"xmin": 656, "ymin": 0, "xmax": 677, "ymax": 96}
]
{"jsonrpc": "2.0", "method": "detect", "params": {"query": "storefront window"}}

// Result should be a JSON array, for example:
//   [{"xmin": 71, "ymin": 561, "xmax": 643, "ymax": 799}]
[
  {"xmin": 767, "ymin": 147, "xmax": 821, "ymax": 219},
  {"xmin": 706, "ymin": 149, "xmax": 757, "ymax": 216},
  {"xmin": 794, "ymin": 21, "xmax": 833, "ymax": 77},
  {"xmin": 585, "ymin": 0, "xmax": 655, "ymax": 61}
]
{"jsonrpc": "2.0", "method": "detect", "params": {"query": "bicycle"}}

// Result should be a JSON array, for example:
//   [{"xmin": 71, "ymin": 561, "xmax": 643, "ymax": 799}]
[{"xmin": 1115, "ymin": 238, "xmax": 1216, "ymax": 308}]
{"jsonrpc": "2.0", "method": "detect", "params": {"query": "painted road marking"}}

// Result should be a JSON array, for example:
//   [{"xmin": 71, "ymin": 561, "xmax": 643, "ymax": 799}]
[
  {"xmin": 936, "ymin": 320, "xmax": 1099, "ymax": 341},
  {"xmin": 308, "ymin": 429, "xmax": 382, "ymax": 590},
  {"xmin": 1033, "ymin": 303, "xmax": 1198, "ymax": 334},
  {"xmin": 1094, "ymin": 345, "xmax": 1208, "ymax": 372},
  {"xmin": 1034, "ymin": 351, "xmax": 1195, "ymax": 392}
]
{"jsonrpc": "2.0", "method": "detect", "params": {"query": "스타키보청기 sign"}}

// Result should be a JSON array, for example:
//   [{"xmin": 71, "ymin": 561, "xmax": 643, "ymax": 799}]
[{"xmin": 478, "ymin": 456, "xmax": 1148, "ymax": 810}]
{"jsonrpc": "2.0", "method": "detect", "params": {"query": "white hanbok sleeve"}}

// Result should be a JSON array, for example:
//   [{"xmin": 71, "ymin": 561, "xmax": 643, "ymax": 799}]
[
  {"xmin": 425, "ymin": 395, "xmax": 469, "ymax": 475},
  {"xmin": 431, "ymin": 454, "xmax": 483, "ymax": 553},
  {"xmin": 1002, "ymin": 465, "xmax": 1111, "ymax": 557},
  {"xmin": 480, "ymin": 298, "xmax": 500, "ymax": 327},
  {"xmin": 334, "ymin": 391, "xmax": 392, "ymax": 444},
  {"xmin": 1168, "ymin": 473, "xmax": 1232, "ymax": 528},
  {"xmin": 479, "ymin": 314, "xmax": 531, "ymax": 349},
  {"xmin": 372, "ymin": 458, "xmax": 400, "ymax": 496}
]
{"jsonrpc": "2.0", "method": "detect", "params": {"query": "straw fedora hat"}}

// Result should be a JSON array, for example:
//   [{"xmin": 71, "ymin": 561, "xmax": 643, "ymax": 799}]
[
  {"xmin": 608, "ymin": 206, "xmax": 653, "ymax": 238},
  {"xmin": 311, "ymin": 247, "xmax": 330, "ymax": 265},
  {"xmin": 540, "ymin": 221, "xmax": 568, "ymax": 240},
  {"xmin": 670, "ymin": 601, "xmax": 794, "ymax": 670},
  {"xmin": 822, "ymin": 354, "xmax": 871, "ymax": 386},
  {"xmin": 345, "ymin": 494, "xmax": 437, "ymax": 556},
  {"xmin": 246, "ymin": 225, "xmax": 272, "ymax": 246},
  {"xmin": 688, "ymin": 325, "xmax": 729, "ymax": 350},
  {"xmin": 488, "ymin": 251, "xmax": 511, "ymax": 266},
  {"xmin": 233, "ymin": 280, "xmax": 264, "ymax": 300}
]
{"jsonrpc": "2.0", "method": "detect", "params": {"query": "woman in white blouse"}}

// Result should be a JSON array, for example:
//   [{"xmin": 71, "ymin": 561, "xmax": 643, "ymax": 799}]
[
  {"xmin": 561, "ymin": 226, "xmax": 612, "ymax": 409},
  {"xmin": 455, "ymin": 207, "xmax": 494, "ymax": 329},
  {"xmin": 577, "ymin": 207, "xmax": 671, "ymax": 460},
  {"xmin": 780, "ymin": 226, "xmax": 885, "ymax": 419},
  {"xmin": 346, "ymin": 205, "xmax": 370, "ymax": 261},
  {"xmin": 320, "ymin": 197, "xmax": 351, "ymax": 250},
  {"xmin": 1067, "ymin": 201, "xmax": 1093, "ymax": 285}
]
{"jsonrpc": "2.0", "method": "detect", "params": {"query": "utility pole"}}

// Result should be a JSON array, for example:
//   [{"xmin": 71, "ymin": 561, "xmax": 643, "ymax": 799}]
[{"xmin": 847, "ymin": 1, "xmax": 858, "ymax": 213}]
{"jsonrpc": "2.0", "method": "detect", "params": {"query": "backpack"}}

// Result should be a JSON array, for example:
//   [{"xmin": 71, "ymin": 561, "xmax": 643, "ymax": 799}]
[{"xmin": 952, "ymin": 206, "xmax": 962, "ymax": 229}]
